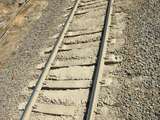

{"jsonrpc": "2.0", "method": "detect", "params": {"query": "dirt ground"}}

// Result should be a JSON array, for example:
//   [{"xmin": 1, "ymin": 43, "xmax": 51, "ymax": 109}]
[
  {"xmin": 0, "ymin": 0, "xmax": 159, "ymax": 120},
  {"xmin": 0, "ymin": 0, "xmax": 71, "ymax": 119}
]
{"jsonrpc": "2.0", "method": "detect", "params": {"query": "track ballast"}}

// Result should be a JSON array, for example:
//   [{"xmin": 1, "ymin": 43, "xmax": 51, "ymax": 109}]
[{"xmin": 19, "ymin": 0, "xmax": 116, "ymax": 119}]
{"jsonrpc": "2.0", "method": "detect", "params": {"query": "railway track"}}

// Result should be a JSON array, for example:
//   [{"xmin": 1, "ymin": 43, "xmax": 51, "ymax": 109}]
[
  {"xmin": 0, "ymin": 0, "xmax": 30, "ymax": 41},
  {"xmin": 19, "ymin": 0, "xmax": 117, "ymax": 119}
]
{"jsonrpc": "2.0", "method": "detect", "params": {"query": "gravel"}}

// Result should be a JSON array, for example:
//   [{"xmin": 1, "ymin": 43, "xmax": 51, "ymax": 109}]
[
  {"xmin": 115, "ymin": 0, "xmax": 160, "ymax": 119},
  {"xmin": 0, "ymin": 0, "xmax": 16, "ymax": 5},
  {"xmin": 0, "ymin": 0, "xmax": 70, "ymax": 119},
  {"xmin": 0, "ymin": 0, "xmax": 159, "ymax": 119}
]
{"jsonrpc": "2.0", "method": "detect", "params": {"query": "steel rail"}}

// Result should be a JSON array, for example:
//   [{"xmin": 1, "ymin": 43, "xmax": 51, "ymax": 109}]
[
  {"xmin": 20, "ymin": 0, "xmax": 81, "ymax": 119},
  {"xmin": 0, "ymin": 0, "xmax": 31, "ymax": 41},
  {"xmin": 85, "ymin": 0, "xmax": 113, "ymax": 120}
]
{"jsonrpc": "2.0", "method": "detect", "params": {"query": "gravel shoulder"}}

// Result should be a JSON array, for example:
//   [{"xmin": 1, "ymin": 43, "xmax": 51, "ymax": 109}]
[
  {"xmin": 96, "ymin": 0, "xmax": 159, "ymax": 120},
  {"xmin": 115, "ymin": 0, "xmax": 160, "ymax": 119},
  {"xmin": 0, "ymin": 0, "xmax": 70, "ymax": 119}
]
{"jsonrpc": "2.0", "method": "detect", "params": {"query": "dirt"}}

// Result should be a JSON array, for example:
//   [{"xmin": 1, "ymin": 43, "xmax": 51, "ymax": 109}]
[
  {"xmin": 0, "ymin": 0, "xmax": 48, "ymax": 68},
  {"xmin": 96, "ymin": 0, "xmax": 160, "ymax": 120},
  {"xmin": 26, "ymin": 1, "xmax": 108, "ymax": 119},
  {"xmin": 0, "ymin": 0, "xmax": 159, "ymax": 119},
  {"xmin": 0, "ymin": 0, "xmax": 71, "ymax": 119}
]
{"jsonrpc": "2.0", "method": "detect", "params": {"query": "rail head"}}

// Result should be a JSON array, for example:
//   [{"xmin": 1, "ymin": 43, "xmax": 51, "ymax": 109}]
[
  {"xmin": 85, "ymin": 0, "xmax": 113, "ymax": 120},
  {"xmin": 0, "ymin": 0, "xmax": 31, "ymax": 42}
]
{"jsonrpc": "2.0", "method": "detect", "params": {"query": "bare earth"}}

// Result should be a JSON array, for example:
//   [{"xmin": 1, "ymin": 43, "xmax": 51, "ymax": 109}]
[
  {"xmin": 0, "ymin": 0, "xmax": 71, "ymax": 119},
  {"xmin": 0, "ymin": 0, "xmax": 159, "ymax": 120}
]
